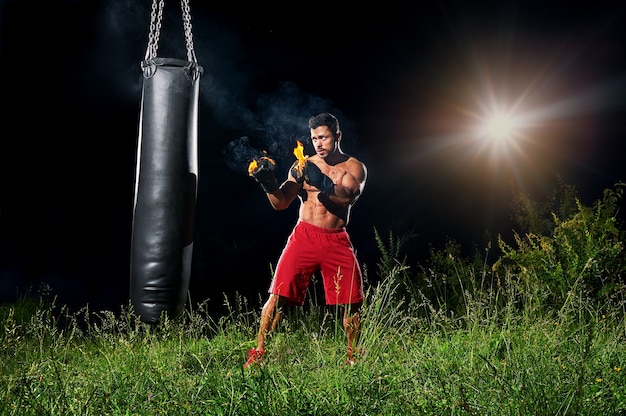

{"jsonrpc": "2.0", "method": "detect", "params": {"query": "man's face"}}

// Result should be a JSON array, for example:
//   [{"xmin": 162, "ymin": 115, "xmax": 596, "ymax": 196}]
[{"xmin": 310, "ymin": 126, "xmax": 338, "ymax": 158}]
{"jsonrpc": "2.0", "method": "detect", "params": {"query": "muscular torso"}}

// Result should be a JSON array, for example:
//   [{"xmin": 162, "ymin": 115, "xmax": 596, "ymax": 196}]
[
  {"xmin": 297, "ymin": 155, "xmax": 365, "ymax": 229},
  {"xmin": 268, "ymin": 151, "xmax": 366, "ymax": 228}
]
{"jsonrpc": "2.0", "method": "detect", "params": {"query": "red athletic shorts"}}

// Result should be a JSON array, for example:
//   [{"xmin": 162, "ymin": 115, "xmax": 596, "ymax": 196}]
[{"xmin": 269, "ymin": 221, "xmax": 364, "ymax": 305}]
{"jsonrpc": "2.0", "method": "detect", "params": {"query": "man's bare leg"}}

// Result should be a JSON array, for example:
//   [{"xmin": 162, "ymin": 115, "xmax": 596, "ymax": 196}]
[
  {"xmin": 245, "ymin": 294, "xmax": 285, "ymax": 368},
  {"xmin": 257, "ymin": 294, "xmax": 284, "ymax": 351},
  {"xmin": 343, "ymin": 303, "xmax": 362, "ymax": 363}
]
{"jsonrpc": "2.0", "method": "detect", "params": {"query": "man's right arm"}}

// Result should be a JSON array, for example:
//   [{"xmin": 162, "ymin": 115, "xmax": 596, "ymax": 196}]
[
  {"xmin": 266, "ymin": 179, "xmax": 301, "ymax": 210},
  {"xmin": 251, "ymin": 159, "xmax": 302, "ymax": 210}
]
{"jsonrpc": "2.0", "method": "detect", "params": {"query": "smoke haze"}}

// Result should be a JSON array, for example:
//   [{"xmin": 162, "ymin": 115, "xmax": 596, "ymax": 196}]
[{"xmin": 101, "ymin": 0, "xmax": 353, "ymax": 176}]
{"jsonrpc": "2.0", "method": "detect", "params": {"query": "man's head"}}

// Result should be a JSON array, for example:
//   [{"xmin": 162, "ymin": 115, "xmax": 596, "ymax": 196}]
[
  {"xmin": 308, "ymin": 112, "xmax": 343, "ymax": 159},
  {"xmin": 308, "ymin": 112, "xmax": 340, "ymax": 138}
]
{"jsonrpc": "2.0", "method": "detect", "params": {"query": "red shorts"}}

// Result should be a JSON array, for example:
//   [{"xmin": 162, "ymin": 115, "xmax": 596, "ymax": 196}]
[{"xmin": 269, "ymin": 221, "xmax": 364, "ymax": 305}]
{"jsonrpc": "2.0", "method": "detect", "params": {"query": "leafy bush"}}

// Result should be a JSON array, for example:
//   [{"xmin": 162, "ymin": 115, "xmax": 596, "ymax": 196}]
[{"xmin": 493, "ymin": 182, "xmax": 626, "ymax": 312}]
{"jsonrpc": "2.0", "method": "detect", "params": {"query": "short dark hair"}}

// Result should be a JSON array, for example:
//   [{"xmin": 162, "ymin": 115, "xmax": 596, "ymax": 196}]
[{"xmin": 308, "ymin": 112, "xmax": 340, "ymax": 136}]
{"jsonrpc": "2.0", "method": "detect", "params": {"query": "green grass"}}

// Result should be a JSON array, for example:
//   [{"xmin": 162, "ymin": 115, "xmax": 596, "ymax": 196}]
[
  {"xmin": 1, "ymin": 271, "xmax": 624, "ymax": 416},
  {"xmin": 2, "ymin": 183, "xmax": 625, "ymax": 415}
]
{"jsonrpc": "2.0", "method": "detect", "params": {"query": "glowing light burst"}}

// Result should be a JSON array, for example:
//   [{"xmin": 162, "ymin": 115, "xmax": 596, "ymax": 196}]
[
  {"xmin": 455, "ymin": 91, "xmax": 535, "ymax": 181},
  {"xmin": 456, "ymin": 88, "xmax": 557, "ymax": 210},
  {"xmin": 399, "ymin": 26, "xmax": 625, "ymax": 212},
  {"xmin": 388, "ymin": 10, "xmax": 626, "ymax": 241},
  {"xmin": 480, "ymin": 111, "xmax": 520, "ymax": 142},
  {"xmin": 471, "ymin": 101, "xmax": 532, "ymax": 165}
]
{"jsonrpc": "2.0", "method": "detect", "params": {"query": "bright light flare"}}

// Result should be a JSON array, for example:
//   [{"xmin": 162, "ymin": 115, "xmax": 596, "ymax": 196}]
[
  {"xmin": 480, "ymin": 111, "xmax": 520, "ymax": 141},
  {"xmin": 397, "ymin": 23, "xmax": 623, "ymax": 226},
  {"xmin": 469, "ymin": 103, "xmax": 532, "ymax": 172}
]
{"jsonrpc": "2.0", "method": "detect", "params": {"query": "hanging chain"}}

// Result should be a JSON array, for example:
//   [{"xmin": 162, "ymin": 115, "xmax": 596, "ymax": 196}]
[
  {"xmin": 181, "ymin": 0, "xmax": 197, "ymax": 63},
  {"xmin": 145, "ymin": 0, "xmax": 197, "ymax": 63},
  {"xmin": 145, "ymin": 0, "xmax": 165, "ymax": 60}
]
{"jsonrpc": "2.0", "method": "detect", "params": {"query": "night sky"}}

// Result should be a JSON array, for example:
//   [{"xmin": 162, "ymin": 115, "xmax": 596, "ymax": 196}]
[{"xmin": 1, "ymin": 0, "xmax": 625, "ymax": 315}]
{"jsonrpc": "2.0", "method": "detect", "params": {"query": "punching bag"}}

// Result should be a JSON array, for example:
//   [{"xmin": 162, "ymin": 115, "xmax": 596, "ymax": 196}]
[{"xmin": 130, "ymin": 0, "xmax": 203, "ymax": 324}]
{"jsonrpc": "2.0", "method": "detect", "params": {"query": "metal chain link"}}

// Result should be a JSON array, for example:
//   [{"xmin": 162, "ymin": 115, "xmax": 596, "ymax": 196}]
[
  {"xmin": 144, "ymin": 0, "xmax": 197, "ymax": 63},
  {"xmin": 145, "ymin": 0, "xmax": 165, "ymax": 60},
  {"xmin": 181, "ymin": 0, "xmax": 197, "ymax": 63}
]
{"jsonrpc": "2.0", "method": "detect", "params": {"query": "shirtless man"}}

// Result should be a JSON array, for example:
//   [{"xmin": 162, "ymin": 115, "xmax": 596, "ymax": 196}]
[{"xmin": 245, "ymin": 112, "xmax": 367, "ymax": 368}]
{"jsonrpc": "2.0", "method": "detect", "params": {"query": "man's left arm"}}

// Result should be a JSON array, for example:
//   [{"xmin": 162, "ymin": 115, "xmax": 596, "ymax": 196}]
[
  {"xmin": 305, "ymin": 159, "xmax": 366, "ymax": 205},
  {"xmin": 335, "ymin": 160, "xmax": 366, "ymax": 205}
]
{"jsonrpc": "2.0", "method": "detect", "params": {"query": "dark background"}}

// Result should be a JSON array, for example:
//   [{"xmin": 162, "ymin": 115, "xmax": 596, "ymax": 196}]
[{"xmin": 1, "ymin": 0, "xmax": 625, "ymax": 316}]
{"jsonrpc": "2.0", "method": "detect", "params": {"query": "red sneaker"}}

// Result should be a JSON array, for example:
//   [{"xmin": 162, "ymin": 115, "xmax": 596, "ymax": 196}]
[
  {"xmin": 244, "ymin": 348, "xmax": 265, "ymax": 369},
  {"xmin": 346, "ymin": 347, "xmax": 363, "ymax": 365}
]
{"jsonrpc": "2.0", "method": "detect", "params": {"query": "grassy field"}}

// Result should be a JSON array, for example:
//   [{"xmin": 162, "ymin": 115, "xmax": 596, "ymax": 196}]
[
  {"xmin": 1, "ymin": 183, "xmax": 625, "ymax": 415},
  {"xmin": 1, "ymin": 276, "xmax": 624, "ymax": 415}
]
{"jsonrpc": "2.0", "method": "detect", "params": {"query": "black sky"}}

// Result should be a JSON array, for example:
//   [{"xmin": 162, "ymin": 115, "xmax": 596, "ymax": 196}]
[{"xmin": 1, "ymin": 0, "xmax": 625, "ymax": 315}]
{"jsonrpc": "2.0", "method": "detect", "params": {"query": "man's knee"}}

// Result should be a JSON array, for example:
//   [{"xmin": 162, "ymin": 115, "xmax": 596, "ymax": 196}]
[{"xmin": 343, "ymin": 307, "xmax": 361, "ymax": 328}]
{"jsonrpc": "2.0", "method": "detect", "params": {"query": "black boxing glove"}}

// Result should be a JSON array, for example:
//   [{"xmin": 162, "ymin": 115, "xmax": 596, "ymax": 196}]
[
  {"xmin": 303, "ymin": 162, "xmax": 334, "ymax": 194},
  {"xmin": 251, "ymin": 157, "xmax": 279, "ymax": 193},
  {"xmin": 290, "ymin": 161, "xmax": 306, "ymax": 184}
]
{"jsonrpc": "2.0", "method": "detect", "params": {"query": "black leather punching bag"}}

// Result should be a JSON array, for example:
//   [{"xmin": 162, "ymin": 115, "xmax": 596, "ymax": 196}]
[{"xmin": 130, "ymin": 0, "xmax": 203, "ymax": 324}]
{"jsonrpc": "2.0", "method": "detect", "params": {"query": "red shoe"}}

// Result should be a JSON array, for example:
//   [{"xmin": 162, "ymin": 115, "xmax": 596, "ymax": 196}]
[
  {"xmin": 346, "ymin": 347, "xmax": 363, "ymax": 365},
  {"xmin": 244, "ymin": 348, "xmax": 265, "ymax": 369}
]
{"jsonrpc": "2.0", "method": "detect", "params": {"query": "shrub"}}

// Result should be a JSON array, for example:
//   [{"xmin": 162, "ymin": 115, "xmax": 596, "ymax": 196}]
[{"xmin": 493, "ymin": 182, "xmax": 626, "ymax": 312}]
